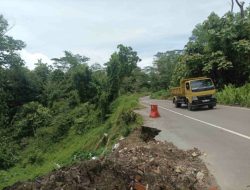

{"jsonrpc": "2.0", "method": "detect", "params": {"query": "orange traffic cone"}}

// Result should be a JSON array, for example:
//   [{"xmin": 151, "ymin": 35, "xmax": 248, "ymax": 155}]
[{"xmin": 150, "ymin": 104, "xmax": 160, "ymax": 118}]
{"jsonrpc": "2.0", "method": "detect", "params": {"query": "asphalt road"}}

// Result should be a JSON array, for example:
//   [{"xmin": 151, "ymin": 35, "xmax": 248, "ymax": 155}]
[{"xmin": 138, "ymin": 97, "xmax": 250, "ymax": 190}]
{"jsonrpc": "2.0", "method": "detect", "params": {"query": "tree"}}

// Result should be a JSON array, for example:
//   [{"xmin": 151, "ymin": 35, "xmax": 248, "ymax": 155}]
[
  {"xmin": 183, "ymin": 9, "xmax": 250, "ymax": 87},
  {"xmin": 0, "ymin": 15, "xmax": 28, "ymax": 124},
  {"xmin": 12, "ymin": 102, "xmax": 51, "ymax": 139},
  {"xmin": 70, "ymin": 64, "xmax": 96, "ymax": 103},
  {"xmin": 106, "ymin": 44, "xmax": 141, "ymax": 101},
  {"xmin": 152, "ymin": 50, "xmax": 182, "ymax": 90},
  {"xmin": 235, "ymin": 0, "xmax": 245, "ymax": 18},
  {"xmin": 52, "ymin": 51, "xmax": 89, "ymax": 72},
  {"xmin": 0, "ymin": 15, "xmax": 25, "ymax": 68}
]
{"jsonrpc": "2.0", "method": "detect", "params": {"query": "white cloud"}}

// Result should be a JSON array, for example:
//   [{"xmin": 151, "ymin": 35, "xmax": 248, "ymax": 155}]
[
  {"xmin": 20, "ymin": 49, "xmax": 52, "ymax": 70},
  {"xmin": 138, "ymin": 57, "xmax": 153, "ymax": 68},
  {"xmin": 2, "ymin": 0, "xmax": 249, "ymax": 69}
]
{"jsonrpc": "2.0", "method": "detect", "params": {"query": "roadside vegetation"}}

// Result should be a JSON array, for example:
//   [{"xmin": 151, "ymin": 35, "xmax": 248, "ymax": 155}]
[
  {"xmin": 0, "ymin": 95, "xmax": 142, "ymax": 189},
  {"xmin": 1, "ymin": 2, "xmax": 250, "ymax": 189},
  {"xmin": 0, "ymin": 15, "xmax": 146, "ymax": 188},
  {"xmin": 147, "ymin": 6, "xmax": 250, "ymax": 106},
  {"xmin": 150, "ymin": 89, "xmax": 171, "ymax": 100},
  {"xmin": 216, "ymin": 84, "xmax": 250, "ymax": 107}
]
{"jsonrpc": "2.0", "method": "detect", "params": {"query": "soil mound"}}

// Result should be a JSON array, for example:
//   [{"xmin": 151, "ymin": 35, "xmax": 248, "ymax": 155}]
[{"xmin": 5, "ymin": 126, "xmax": 218, "ymax": 190}]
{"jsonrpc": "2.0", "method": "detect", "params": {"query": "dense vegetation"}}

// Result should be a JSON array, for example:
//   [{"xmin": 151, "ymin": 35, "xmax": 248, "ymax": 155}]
[
  {"xmin": 1, "ymin": 3, "xmax": 250, "ymax": 189},
  {"xmin": 148, "ymin": 6, "xmax": 250, "ymax": 105},
  {"xmin": 216, "ymin": 84, "xmax": 250, "ymax": 107},
  {"xmin": 0, "ymin": 14, "xmax": 148, "ymax": 188}
]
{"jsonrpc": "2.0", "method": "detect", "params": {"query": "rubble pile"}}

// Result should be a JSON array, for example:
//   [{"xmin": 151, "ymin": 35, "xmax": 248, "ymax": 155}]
[{"xmin": 5, "ymin": 127, "xmax": 218, "ymax": 190}]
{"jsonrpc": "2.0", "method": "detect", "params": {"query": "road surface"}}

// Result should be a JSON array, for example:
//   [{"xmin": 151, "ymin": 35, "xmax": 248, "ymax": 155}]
[{"xmin": 137, "ymin": 96, "xmax": 250, "ymax": 190}]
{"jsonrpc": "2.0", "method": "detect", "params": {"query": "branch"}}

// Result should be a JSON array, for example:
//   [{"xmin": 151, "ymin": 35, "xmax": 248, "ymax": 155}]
[
  {"xmin": 235, "ymin": 0, "xmax": 245, "ymax": 18},
  {"xmin": 231, "ymin": 0, "xmax": 234, "ymax": 12},
  {"xmin": 0, "ymin": 23, "xmax": 15, "ymax": 37}
]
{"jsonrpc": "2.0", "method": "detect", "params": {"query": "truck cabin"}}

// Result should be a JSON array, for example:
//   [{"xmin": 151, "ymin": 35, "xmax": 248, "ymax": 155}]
[{"xmin": 184, "ymin": 78, "xmax": 215, "ymax": 92}]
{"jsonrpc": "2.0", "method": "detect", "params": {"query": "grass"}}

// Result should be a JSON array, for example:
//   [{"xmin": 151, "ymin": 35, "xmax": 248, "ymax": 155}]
[
  {"xmin": 0, "ymin": 94, "xmax": 142, "ymax": 189},
  {"xmin": 150, "ymin": 89, "xmax": 171, "ymax": 100},
  {"xmin": 216, "ymin": 83, "xmax": 250, "ymax": 107}
]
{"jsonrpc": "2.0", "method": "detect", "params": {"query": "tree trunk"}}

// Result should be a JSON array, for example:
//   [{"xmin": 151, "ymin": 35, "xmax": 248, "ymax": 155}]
[
  {"xmin": 231, "ymin": 0, "xmax": 234, "ymax": 12},
  {"xmin": 235, "ymin": 0, "xmax": 245, "ymax": 18}
]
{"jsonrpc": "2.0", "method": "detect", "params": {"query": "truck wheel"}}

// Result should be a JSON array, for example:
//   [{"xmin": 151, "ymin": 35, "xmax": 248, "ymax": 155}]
[
  {"xmin": 208, "ymin": 105, "xmax": 214, "ymax": 109},
  {"xmin": 175, "ymin": 101, "xmax": 181, "ymax": 108},
  {"xmin": 187, "ymin": 102, "xmax": 193, "ymax": 111}
]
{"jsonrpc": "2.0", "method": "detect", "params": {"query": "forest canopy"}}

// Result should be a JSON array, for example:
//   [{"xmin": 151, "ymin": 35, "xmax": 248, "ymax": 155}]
[{"xmin": 1, "ymin": 4, "xmax": 250, "ymax": 172}]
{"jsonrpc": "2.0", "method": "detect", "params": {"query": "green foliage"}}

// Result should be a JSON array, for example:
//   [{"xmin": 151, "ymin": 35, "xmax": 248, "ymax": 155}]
[
  {"xmin": 12, "ymin": 102, "xmax": 51, "ymax": 139},
  {"xmin": 150, "ymin": 89, "xmax": 171, "ymax": 100},
  {"xmin": 106, "ymin": 44, "xmax": 141, "ymax": 101},
  {"xmin": 0, "ymin": 95, "xmax": 142, "ymax": 189},
  {"xmin": 183, "ymin": 10, "xmax": 250, "ymax": 87},
  {"xmin": 27, "ymin": 151, "xmax": 44, "ymax": 165},
  {"xmin": 50, "ymin": 113, "xmax": 74, "ymax": 141},
  {"xmin": 52, "ymin": 51, "xmax": 89, "ymax": 72},
  {"xmin": 69, "ymin": 64, "xmax": 96, "ymax": 103},
  {"xmin": 170, "ymin": 61, "xmax": 189, "ymax": 87},
  {"xmin": 0, "ymin": 87, "xmax": 9, "ymax": 127},
  {"xmin": 0, "ymin": 136, "xmax": 19, "ymax": 170},
  {"xmin": 2, "ymin": 6, "xmax": 250, "ymax": 189},
  {"xmin": 216, "ymin": 83, "xmax": 250, "ymax": 107},
  {"xmin": 153, "ymin": 50, "xmax": 182, "ymax": 90},
  {"xmin": 71, "ymin": 149, "xmax": 104, "ymax": 161},
  {"xmin": 0, "ymin": 15, "xmax": 25, "ymax": 68},
  {"xmin": 146, "ymin": 8, "xmax": 250, "ymax": 91}
]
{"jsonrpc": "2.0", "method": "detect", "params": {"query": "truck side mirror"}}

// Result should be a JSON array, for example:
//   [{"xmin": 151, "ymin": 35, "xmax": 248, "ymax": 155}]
[{"xmin": 186, "ymin": 83, "xmax": 190, "ymax": 90}]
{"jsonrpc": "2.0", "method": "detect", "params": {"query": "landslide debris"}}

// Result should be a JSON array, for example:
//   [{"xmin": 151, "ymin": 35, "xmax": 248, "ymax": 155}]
[{"xmin": 5, "ymin": 126, "xmax": 218, "ymax": 190}]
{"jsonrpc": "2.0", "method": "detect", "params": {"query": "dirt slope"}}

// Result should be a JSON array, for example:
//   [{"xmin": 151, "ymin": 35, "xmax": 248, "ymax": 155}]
[{"xmin": 5, "ymin": 127, "xmax": 218, "ymax": 190}]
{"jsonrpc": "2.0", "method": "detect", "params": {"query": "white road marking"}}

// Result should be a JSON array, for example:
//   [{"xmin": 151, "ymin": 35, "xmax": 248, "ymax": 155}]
[{"xmin": 142, "ymin": 101, "xmax": 250, "ymax": 140}]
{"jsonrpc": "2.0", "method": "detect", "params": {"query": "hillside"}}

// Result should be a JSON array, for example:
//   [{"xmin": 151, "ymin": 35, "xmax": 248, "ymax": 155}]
[
  {"xmin": 4, "ymin": 126, "xmax": 218, "ymax": 190},
  {"xmin": 0, "ymin": 95, "xmax": 142, "ymax": 189}
]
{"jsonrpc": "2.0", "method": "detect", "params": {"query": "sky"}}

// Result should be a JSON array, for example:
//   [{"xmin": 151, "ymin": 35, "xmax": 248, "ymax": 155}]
[{"xmin": 1, "ymin": 0, "xmax": 249, "ymax": 69}]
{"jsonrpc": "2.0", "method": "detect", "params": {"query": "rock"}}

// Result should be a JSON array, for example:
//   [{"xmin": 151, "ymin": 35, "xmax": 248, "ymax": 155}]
[
  {"xmin": 118, "ymin": 149, "xmax": 123, "ymax": 153},
  {"xmin": 196, "ymin": 171, "xmax": 204, "ymax": 182},
  {"xmin": 175, "ymin": 166, "xmax": 182, "ymax": 173},
  {"xmin": 152, "ymin": 167, "xmax": 161, "ymax": 174},
  {"xmin": 54, "ymin": 163, "xmax": 61, "ymax": 169},
  {"xmin": 119, "ymin": 136, "xmax": 125, "ymax": 141},
  {"xmin": 6, "ymin": 127, "xmax": 217, "ymax": 190},
  {"xmin": 137, "ymin": 169, "xmax": 144, "ymax": 175},
  {"xmin": 49, "ymin": 175, "xmax": 55, "ymax": 181},
  {"xmin": 192, "ymin": 152, "xmax": 198, "ymax": 157},
  {"xmin": 113, "ymin": 143, "xmax": 120, "ymax": 151},
  {"xmin": 149, "ymin": 158, "xmax": 154, "ymax": 163},
  {"xmin": 132, "ymin": 156, "xmax": 138, "ymax": 161}
]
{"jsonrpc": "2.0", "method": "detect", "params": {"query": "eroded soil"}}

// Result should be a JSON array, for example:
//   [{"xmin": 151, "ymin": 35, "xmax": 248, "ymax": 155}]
[{"xmin": 5, "ymin": 126, "xmax": 218, "ymax": 190}]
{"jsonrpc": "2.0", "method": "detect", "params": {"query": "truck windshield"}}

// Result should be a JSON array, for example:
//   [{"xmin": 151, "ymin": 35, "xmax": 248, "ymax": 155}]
[{"xmin": 190, "ymin": 79, "xmax": 214, "ymax": 92}]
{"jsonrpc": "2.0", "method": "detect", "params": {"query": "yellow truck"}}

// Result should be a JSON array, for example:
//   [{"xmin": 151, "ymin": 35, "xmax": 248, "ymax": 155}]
[{"xmin": 171, "ymin": 77, "xmax": 216, "ymax": 110}]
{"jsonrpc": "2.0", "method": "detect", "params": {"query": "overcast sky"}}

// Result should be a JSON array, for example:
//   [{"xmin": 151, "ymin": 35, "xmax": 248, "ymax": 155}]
[{"xmin": 1, "ymin": 0, "xmax": 249, "ymax": 69}]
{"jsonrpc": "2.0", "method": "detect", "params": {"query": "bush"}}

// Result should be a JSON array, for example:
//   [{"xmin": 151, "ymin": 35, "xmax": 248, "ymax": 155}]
[
  {"xmin": 50, "ymin": 113, "xmax": 74, "ymax": 141},
  {"xmin": 71, "ymin": 149, "xmax": 104, "ymax": 161},
  {"xmin": 12, "ymin": 102, "xmax": 51, "ymax": 139},
  {"xmin": 27, "ymin": 152, "xmax": 44, "ymax": 165},
  {"xmin": 150, "ymin": 89, "xmax": 171, "ymax": 99},
  {"xmin": 216, "ymin": 83, "xmax": 250, "ymax": 107},
  {"xmin": 121, "ymin": 110, "xmax": 137, "ymax": 125},
  {"xmin": 0, "ymin": 136, "xmax": 19, "ymax": 169}
]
